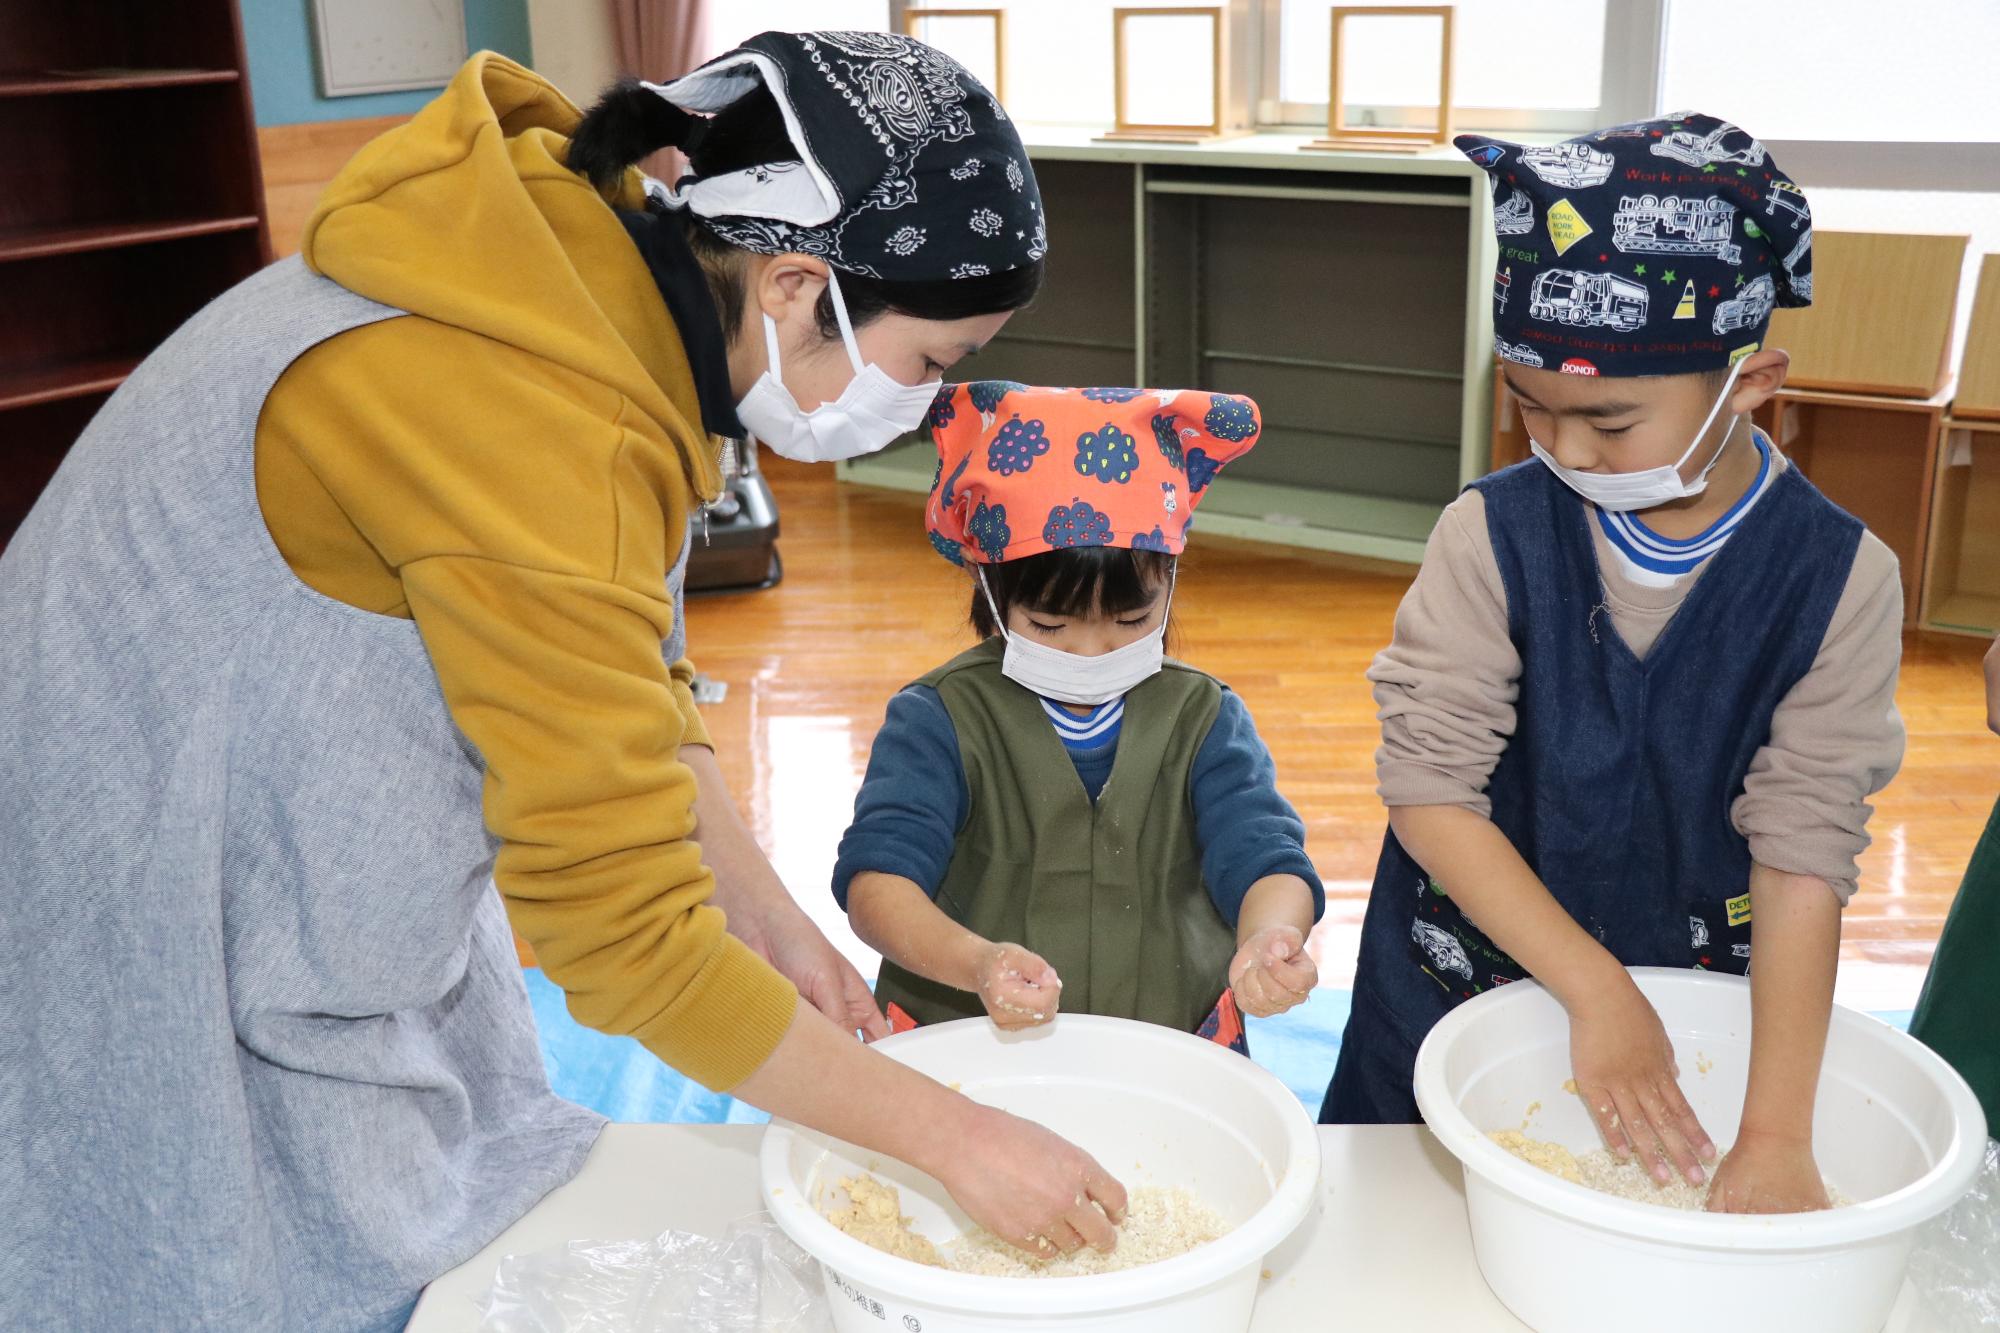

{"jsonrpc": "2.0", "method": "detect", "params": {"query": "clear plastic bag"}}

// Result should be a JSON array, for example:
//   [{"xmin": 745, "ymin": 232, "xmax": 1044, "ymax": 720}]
[
  {"xmin": 1907, "ymin": 1137, "xmax": 2000, "ymax": 1332},
  {"xmin": 479, "ymin": 1212, "xmax": 832, "ymax": 1333}
]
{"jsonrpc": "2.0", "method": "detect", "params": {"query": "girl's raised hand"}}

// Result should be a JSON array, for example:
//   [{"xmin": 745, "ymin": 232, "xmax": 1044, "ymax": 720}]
[
  {"xmin": 976, "ymin": 942, "xmax": 1063, "ymax": 1030},
  {"xmin": 1229, "ymin": 925, "xmax": 1317, "ymax": 1018}
]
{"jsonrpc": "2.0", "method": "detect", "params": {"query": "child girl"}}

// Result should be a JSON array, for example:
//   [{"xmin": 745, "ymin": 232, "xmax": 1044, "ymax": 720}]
[{"xmin": 832, "ymin": 383, "xmax": 1322, "ymax": 1051}]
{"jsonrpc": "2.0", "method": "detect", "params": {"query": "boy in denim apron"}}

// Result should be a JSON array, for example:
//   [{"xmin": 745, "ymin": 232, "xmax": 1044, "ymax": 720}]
[{"xmin": 1327, "ymin": 114, "xmax": 1907, "ymax": 1216}]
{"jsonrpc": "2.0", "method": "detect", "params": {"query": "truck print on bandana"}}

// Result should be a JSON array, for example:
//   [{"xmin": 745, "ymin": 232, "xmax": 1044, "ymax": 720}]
[
  {"xmin": 1530, "ymin": 269, "xmax": 1650, "ymax": 331},
  {"xmin": 1782, "ymin": 228, "xmax": 1814, "ymax": 302},
  {"xmin": 1517, "ymin": 142, "xmax": 1614, "ymax": 189},
  {"xmin": 1612, "ymin": 195, "xmax": 1743, "ymax": 264},
  {"xmin": 1713, "ymin": 273, "xmax": 1776, "ymax": 334},
  {"xmin": 1492, "ymin": 187, "xmax": 1534, "ymax": 236},
  {"xmin": 1460, "ymin": 113, "xmax": 1813, "ymax": 375},
  {"xmin": 1650, "ymin": 119, "xmax": 1767, "ymax": 169},
  {"xmin": 1766, "ymin": 180, "xmax": 1811, "ymax": 226}
]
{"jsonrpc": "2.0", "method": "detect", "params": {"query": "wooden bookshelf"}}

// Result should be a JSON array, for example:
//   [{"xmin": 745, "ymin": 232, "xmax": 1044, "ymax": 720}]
[
  {"xmin": 0, "ymin": 0, "xmax": 270, "ymax": 546},
  {"xmin": 1922, "ymin": 417, "xmax": 2000, "ymax": 639},
  {"xmin": 0, "ymin": 214, "xmax": 262, "ymax": 263},
  {"xmin": 0, "ymin": 68, "xmax": 241, "ymax": 96}
]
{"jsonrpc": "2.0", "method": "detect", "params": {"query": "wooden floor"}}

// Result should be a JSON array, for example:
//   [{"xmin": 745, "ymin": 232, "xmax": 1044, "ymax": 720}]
[{"xmin": 686, "ymin": 458, "xmax": 1996, "ymax": 1005}]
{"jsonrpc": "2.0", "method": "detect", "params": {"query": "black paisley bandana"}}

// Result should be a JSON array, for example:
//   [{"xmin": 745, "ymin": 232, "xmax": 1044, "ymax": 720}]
[{"xmin": 643, "ymin": 30, "xmax": 1045, "ymax": 282}]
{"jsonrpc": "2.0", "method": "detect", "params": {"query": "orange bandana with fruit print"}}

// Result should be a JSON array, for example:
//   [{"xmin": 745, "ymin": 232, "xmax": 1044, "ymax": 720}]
[{"xmin": 924, "ymin": 383, "xmax": 1261, "ymax": 565}]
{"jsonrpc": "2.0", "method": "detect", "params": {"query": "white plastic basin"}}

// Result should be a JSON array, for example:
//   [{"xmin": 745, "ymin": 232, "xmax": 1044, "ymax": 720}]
[
  {"xmin": 1413, "ymin": 968, "xmax": 1987, "ymax": 1333},
  {"xmin": 759, "ymin": 1015, "xmax": 1319, "ymax": 1333}
]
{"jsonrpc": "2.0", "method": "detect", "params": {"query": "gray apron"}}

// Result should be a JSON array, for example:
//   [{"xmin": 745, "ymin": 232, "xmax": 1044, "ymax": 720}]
[{"xmin": 0, "ymin": 258, "xmax": 671, "ymax": 1330}]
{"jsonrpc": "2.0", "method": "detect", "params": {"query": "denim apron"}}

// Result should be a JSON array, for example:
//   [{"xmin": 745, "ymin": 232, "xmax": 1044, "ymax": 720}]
[{"xmin": 1322, "ymin": 456, "xmax": 1862, "ymax": 1123}]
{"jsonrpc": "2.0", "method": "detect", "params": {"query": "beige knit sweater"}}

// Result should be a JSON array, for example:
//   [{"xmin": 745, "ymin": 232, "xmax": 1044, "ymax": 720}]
[{"xmin": 1372, "ymin": 452, "xmax": 1905, "ymax": 903}]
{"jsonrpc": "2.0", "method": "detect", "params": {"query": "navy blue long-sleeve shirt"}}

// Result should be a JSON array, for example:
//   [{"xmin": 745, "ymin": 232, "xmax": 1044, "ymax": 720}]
[{"xmin": 832, "ymin": 683, "xmax": 1324, "ymax": 928}]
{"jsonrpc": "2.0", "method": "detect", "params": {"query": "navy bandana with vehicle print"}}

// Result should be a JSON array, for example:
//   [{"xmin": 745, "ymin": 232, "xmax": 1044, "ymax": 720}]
[{"xmin": 1459, "ymin": 112, "xmax": 1813, "ymax": 378}]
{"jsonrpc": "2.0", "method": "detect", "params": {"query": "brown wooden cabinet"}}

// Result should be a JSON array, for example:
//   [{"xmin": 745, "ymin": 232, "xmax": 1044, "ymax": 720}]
[
  {"xmin": 1751, "ymin": 387, "xmax": 1948, "ymax": 630},
  {"xmin": 1925, "ymin": 419, "xmax": 2000, "ymax": 639},
  {"xmin": 0, "ymin": 0, "xmax": 269, "ymax": 546}
]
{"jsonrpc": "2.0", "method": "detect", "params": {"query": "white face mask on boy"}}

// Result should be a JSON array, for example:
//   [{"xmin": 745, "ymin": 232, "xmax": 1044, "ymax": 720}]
[
  {"xmin": 1528, "ymin": 356, "xmax": 1746, "ymax": 513},
  {"xmin": 977, "ymin": 567, "xmax": 1174, "ymax": 707},
  {"xmin": 735, "ymin": 266, "xmax": 941, "ymax": 465}
]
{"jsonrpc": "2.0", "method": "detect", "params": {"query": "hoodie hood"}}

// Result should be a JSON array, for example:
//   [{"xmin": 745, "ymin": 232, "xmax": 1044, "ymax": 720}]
[{"xmin": 303, "ymin": 53, "xmax": 719, "ymax": 496}]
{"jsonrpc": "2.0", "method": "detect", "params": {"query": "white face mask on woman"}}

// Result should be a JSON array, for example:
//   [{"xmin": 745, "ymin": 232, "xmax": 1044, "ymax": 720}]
[
  {"xmin": 977, "ymin": 566, "xmax": 1175, "ymax": 707},
  {"xmin": 1528, "ymin": 356, "xmax": 1746, "ymax": 512},
  {"xmin": 734, "ymin": 266, "xmax": 941, "ymax": 464}
]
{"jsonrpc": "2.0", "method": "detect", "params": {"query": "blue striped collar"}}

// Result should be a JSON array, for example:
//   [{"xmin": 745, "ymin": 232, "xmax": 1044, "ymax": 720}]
[
  {"xmin": 1039, "ymin": 695, "xmax": 1125, "ymax": 748},
  {"xmin": 1595, "ymin": 429, "xmax": 1774, "ymax": 578}
]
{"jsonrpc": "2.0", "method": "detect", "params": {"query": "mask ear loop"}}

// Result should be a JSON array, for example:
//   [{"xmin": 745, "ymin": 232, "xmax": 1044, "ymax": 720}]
[
  {"xmin": 976, "ymin": 566, "xmax": 1011, "ymax": 642},
  {"xmin": 761, "ymin": 304, "xmax": 786, "ymax": 383},
  {"xmin": 1680, "ymin": 355, "xmax": 1748, "ymax": 482},
  {"xmin": 822, "ymin": 266, "xmax": 867, "ymax": 376}
]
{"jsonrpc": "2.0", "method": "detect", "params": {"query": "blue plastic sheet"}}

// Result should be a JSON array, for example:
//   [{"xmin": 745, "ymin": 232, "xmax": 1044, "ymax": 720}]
[{"xmin": 527, "ymin": 969, "xmax": 1906, "ymax": 1126}]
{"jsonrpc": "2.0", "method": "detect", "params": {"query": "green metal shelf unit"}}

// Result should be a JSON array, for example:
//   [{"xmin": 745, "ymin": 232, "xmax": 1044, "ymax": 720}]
[{"xmin": 837, "ymin": 131, "xmax": 1497, "ymax": 565}]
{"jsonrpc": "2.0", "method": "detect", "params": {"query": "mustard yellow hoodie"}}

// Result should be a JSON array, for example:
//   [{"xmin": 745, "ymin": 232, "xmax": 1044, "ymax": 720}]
[{"xmin": 254, "ymin": 54, "xmax": 798, "ymax": 1091}]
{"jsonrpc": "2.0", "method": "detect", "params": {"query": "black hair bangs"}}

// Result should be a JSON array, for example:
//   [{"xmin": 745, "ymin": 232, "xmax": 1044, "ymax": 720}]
[{"xmin": 970, "ymin": 547, "xmax": 1175, "ymax": 638}]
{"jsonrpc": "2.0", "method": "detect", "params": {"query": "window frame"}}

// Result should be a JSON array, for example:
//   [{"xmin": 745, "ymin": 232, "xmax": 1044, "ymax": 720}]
[
  {"xmin": 1252, "ymin": 0, "xmax": 1660, "ymax": 134},
  {"xmin": 881, "ymin": 0, "xmax": 2000, "ymax": 190}
]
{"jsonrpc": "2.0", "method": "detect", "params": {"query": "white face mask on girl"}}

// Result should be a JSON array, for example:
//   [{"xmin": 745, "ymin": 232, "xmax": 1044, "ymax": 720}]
[
  {"xmin": 734, "ymin": 266, "xmax": 942, "ymax": 464},
  {"xmin": 1528, "ymin": 356, "xmax": 1746, "ymax": 513},
  {"xmin": 977, "ymin": 566, "xmax": 1175, "ymax": 707}
]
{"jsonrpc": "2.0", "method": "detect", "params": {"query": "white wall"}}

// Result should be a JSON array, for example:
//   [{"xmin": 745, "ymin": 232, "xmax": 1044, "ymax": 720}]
[{"xmin": 526, "ymin": 0, "xmax": 620, "ymax": 105}]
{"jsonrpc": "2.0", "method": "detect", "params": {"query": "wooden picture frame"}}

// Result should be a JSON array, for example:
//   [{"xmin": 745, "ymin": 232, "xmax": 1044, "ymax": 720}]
[
  {"xmin": 1100, "ymin": 7, "xmax": 1241, "ymax": 144},
  {"xmin": 1304, "ymin": 5, "xmax": 1454, "ymax": 154},
  {"xmin": 903, "ymin": 8, "xmax": 1007, "ymax": 103}
]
